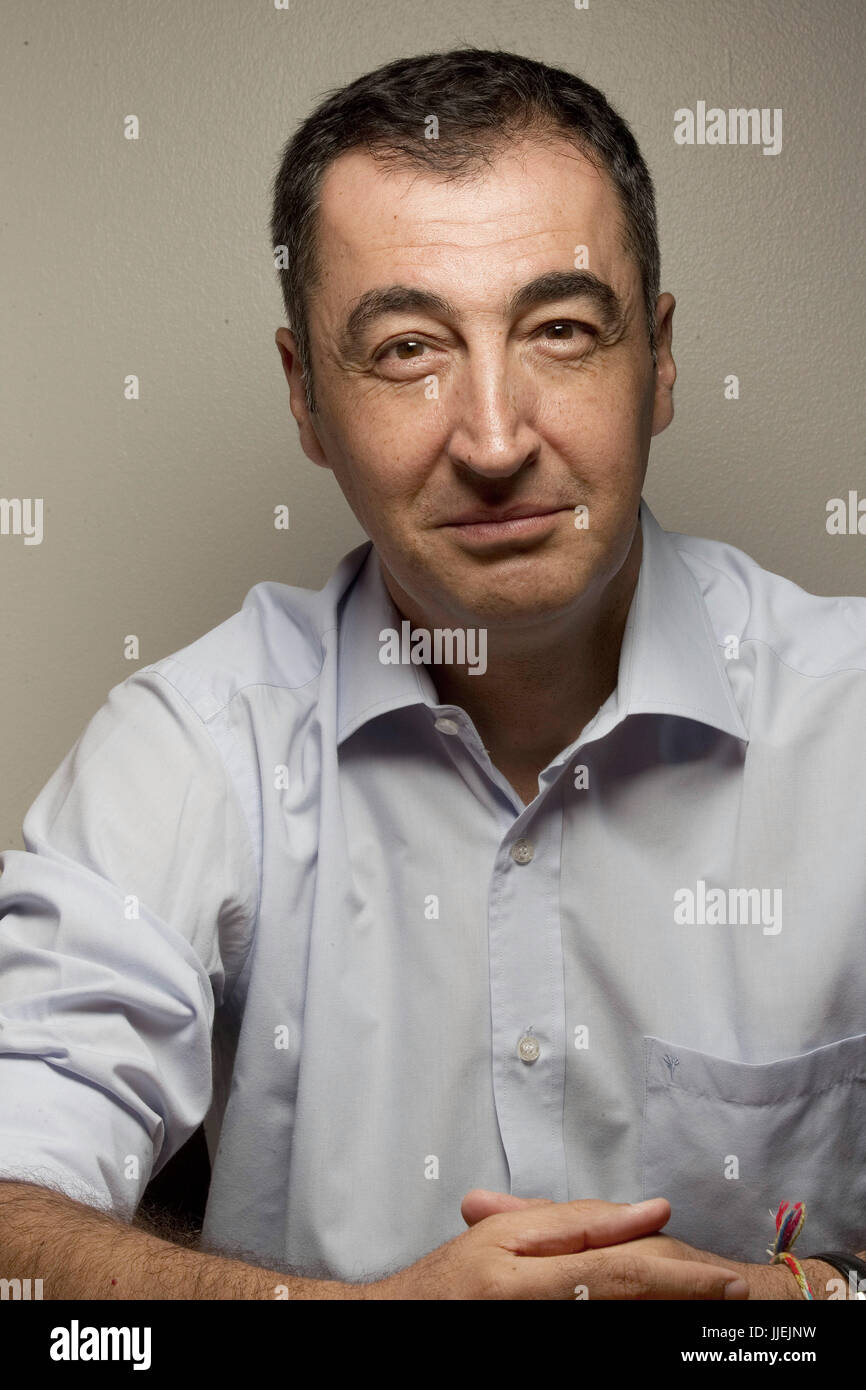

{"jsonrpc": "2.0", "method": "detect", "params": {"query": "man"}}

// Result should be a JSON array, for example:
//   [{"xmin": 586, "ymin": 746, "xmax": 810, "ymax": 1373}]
[{"xmin": 1, "ymin": 48, "xmax": 864, "ymax": 1301}]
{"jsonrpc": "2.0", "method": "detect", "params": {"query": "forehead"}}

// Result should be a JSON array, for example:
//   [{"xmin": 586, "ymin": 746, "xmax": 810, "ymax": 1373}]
[{"xmin": 313, "ymin": 135, "xmax": 636, "ymax": 308}]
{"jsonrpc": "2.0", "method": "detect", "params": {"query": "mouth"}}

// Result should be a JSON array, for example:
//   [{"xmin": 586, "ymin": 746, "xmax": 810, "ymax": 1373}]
[{"xmin": 440, "ymin": 506, "xmax": 570, "ymax": 545}]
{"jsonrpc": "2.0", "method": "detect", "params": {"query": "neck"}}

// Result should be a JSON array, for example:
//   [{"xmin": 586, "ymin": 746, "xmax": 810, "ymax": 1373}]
[{"xmin": 382, "ymin": 522, "xmax": 643, "ymax": 784}]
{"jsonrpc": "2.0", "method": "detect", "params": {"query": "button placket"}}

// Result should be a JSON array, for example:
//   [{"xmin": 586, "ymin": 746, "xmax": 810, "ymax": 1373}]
[
  {"xmin": 510, "ymin": 838, "xmax": 534, "ymax": 865},
  {"xmin": 488, "ymin": 803, "xmax": 568, "ymax": 1201},
  {"xmin": 518, "ymin": 1032, "xmax": 541, "ymax": 1063}
]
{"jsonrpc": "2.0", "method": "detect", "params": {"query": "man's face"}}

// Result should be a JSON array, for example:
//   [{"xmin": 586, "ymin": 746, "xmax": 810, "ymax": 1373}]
[{"xmin": 277, "ymin": 134, "xmax": 675, "ymax": 632}]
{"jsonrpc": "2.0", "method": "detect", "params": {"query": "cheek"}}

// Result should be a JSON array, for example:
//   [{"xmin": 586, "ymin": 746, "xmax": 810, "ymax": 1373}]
[
  {"xmin": 344, "ymin": 398, "xmax": 449, "ymax": 499},
  {"xmin": 328, "ymin": 444, "xmax": 431, "ymax": 522},
  {"xmin": 317, "ymin": 397, "xmax": 418, "ymax": 480},
  {"xmin": 543, "ymin": 408, "xmax": 645, "ymax": 487},
  {"xmin": 539, "ymin": 361, "xmax": 648, "ymax": 448}
]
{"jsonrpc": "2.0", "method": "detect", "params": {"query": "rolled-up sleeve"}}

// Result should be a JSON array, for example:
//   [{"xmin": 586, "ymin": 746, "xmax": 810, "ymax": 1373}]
[{"xmin": 0, "ymin": 667, "xmax": 259, "ymax": 1217}]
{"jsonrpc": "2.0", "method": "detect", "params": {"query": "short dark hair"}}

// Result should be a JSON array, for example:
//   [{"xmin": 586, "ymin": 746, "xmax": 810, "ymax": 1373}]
[{"xmin": 270, "ymin": 47, "xmax": 660, "ymax": 412}]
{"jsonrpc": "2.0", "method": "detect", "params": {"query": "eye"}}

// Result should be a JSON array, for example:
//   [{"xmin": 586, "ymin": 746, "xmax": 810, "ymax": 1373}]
[
  {"xmin": 379, "ymin": 338, "xmax": 429, "ymax": 361},
  {"xmin": 372, "ymin": 336, "xmax": 439, "ymax": 379},
  {"xmin": 537, "ymin": 320, "xmax": 594, "ymax": 342}
]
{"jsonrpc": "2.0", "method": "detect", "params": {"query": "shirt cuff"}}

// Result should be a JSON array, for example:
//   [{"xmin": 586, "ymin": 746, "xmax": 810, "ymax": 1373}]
[{"xmin": 0, "ymin": 1055, "xmax": 155, "ymax": 1219}]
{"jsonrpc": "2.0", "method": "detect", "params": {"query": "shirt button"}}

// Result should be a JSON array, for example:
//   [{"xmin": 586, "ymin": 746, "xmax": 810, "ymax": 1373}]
[
  {"xmin": 518, "ymin": 1034, "xmax": 541, "ymax": 1063},
  {"xmin": 510, "ymin": 839, "xmax": 534, "ymax": 865},
  {"xmin": 433, "ymin": 717, "xmax": 460, "ymax": 735}
]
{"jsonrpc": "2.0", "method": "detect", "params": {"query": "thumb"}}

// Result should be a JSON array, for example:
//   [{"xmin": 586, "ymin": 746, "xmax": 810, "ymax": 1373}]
[{"xmin": 461, "ymin": 1188, "xmax": 550, "ymax": 1226}]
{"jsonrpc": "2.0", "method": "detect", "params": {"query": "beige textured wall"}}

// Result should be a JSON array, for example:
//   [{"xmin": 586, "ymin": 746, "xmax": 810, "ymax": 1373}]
[{"xmin": 2, "ymin": 0, "xmax": 864, "ymax": 848}]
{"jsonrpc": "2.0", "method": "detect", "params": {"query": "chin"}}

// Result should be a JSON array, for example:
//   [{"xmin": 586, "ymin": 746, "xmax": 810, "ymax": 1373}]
[{"xmin": 453, "ymin": 579, "xmax": 592, "ymax": 626}]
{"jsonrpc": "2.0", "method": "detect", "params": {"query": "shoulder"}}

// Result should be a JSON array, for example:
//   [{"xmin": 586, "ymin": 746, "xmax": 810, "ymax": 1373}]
[
  {"xmin": 669, "ymin": 528, "xmax": 866, "ymax": 679},
  {"xmin": 135, "ymin": 541, "xmax": 373, "ymax": 722}
]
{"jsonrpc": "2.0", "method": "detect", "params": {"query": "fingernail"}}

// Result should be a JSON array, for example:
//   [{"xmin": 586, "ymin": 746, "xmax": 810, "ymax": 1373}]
[
  {"xmin": 724, "ymin": 1278, "xmax": 749, "ymax": 1299},
  {"xmin": 628, "ymin": 1198, "xmax": 664, "ymax": 1211}
]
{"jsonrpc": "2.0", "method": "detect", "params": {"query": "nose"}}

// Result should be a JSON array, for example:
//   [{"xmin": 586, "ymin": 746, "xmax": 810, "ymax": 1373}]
[{"xmin": 445, "ymin": 350, "xmax": 539, "ymax": 479}]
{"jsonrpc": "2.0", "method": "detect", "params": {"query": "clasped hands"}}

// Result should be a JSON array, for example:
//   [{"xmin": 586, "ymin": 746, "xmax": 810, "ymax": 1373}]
[{"xmin": 458, "ymin": 1189, "xmax": 811, "ymax": 1300}]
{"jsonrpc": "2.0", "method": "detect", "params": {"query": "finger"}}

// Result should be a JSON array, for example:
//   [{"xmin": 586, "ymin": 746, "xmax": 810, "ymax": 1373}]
[
  {"xmin": 601, "ymin": 1234, "xmax": 706, "ymax": 1263},
  {"xmin": 461, "ymin": 1189, "xmax": 548, "ymax": 1226},
  {"xmin": 514, "ymin": 1250, "xmax": 750, "ymax": 1301},
  {"xmin": 490, "ymin": 1197, "xmax": 672, "ymax": 1257}
]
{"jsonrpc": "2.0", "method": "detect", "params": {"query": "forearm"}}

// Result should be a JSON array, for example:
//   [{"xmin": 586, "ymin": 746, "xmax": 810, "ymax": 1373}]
[
  {"xmin": 0, "ymin": 1181, "xmax": 357, "ymax": 1300},
  {"xmin": 697, "ymin": 1246, "xmax": 866, "ymax": 1300},
  {"xmin": 742, "ymin": 1257, "xmax": 839, "ymax": 1300}
]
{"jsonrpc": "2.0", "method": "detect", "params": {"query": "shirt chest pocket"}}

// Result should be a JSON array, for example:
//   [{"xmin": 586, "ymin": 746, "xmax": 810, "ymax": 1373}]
[{"xmin": 642, "ymin": 1033, "xmax": 866, "ymax": 1265}]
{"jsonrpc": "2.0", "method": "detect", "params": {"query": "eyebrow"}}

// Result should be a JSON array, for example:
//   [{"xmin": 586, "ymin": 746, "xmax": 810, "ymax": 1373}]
[
  {"xmin": 339, "ymin": 269, "xmax": 628, "ymax": 357},
  {"xmin": 509, "ymin": 270, "xmax": 626, "ymax": 333}
]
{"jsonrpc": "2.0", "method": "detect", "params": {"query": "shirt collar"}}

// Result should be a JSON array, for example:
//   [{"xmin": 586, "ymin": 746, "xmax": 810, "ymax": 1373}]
[
  {"xmin": 612, "ymin": 499, "xmax": 749, "ymax": 742},
  {"xmin": 336, "ymin": 498, "xmax": 749, "ymax": 747}
]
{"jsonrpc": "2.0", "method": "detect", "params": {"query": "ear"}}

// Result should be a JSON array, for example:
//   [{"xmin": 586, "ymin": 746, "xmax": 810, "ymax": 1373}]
[
  {"xmin": 274, "ymin": 327, "xmax": 330, "ymax": 469},
  {"xmin": 650, "ymin": 292, "xmax": 676, "ymax": 438}
]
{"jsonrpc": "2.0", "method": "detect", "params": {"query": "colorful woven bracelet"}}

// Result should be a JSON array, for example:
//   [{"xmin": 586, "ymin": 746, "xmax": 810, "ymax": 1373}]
[{"xmin": 767, "ymin": 1200, "xmax": 814, "ymax": 1300}]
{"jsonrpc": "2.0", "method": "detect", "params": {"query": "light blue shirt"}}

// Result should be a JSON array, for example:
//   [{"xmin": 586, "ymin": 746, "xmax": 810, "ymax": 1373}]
[{"xmin": 1, "ymin": 498, "xmax": 865, "ymax": 1281}]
